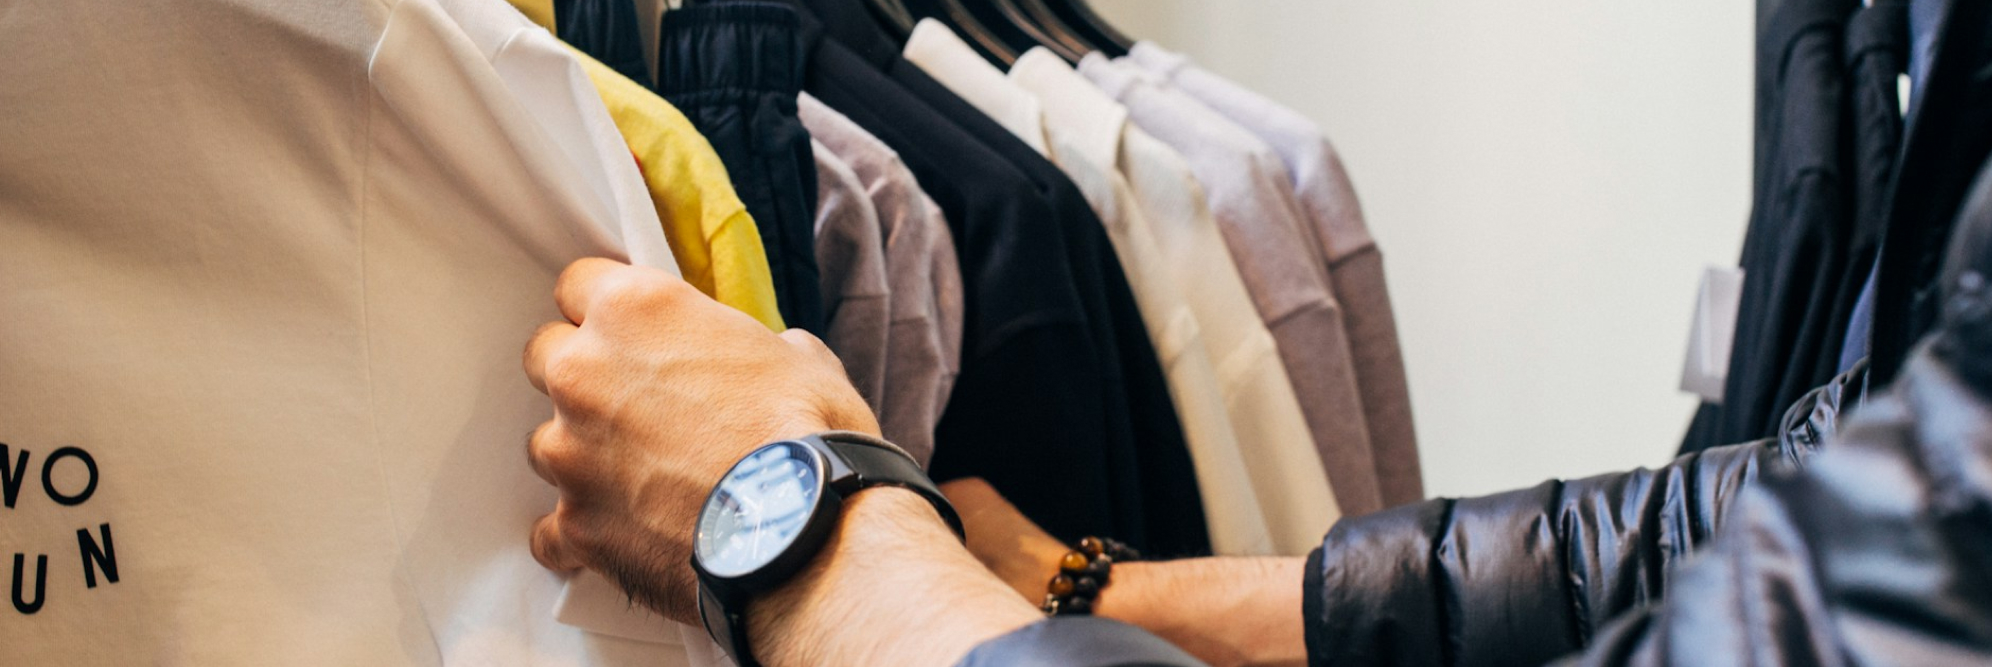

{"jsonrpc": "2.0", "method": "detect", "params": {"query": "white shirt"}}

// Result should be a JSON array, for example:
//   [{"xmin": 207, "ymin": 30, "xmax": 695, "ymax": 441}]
[
  {"xmin": 902, "ymin": 20, "xmax": 1052, "ymax": 155},
  {"xmin": 904, "ymin": 24, "xmax": 1318, "ymax": 555},
  {"xmin": 0, "ymin": 0, "xmax": 701, "ymax": 663},
  {"xmin": 1081, "ymin": 53, "xmax": 1387, "ymax": 519},
  {"xmin": 1011, "ymin": 48, "xmax": 1341, "ymax": 555}
]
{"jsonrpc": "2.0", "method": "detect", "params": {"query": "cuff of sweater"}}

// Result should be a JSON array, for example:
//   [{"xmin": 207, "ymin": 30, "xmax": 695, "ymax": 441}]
[{"xmin": 953, "ymin": 617, "xmax": 1206, "ymax": 667}]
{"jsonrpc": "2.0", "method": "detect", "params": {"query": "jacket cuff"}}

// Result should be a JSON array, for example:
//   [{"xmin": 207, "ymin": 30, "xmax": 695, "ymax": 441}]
[
  {"xmin": 953, "ymin": 617, "xmax": 1206, "ymax": 667},
  {"xmin": 1308, "ymin": 499, "xmax": 1452, "ymax": 666}
]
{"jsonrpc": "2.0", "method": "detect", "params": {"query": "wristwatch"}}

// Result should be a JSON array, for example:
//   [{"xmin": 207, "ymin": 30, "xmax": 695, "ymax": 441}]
[{"xmin": 690, "ymin": 431, "xmax": 962, "ymax": 667}]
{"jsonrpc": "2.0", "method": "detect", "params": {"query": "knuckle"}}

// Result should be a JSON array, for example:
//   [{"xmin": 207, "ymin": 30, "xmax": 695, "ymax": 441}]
[
  {"xmin": 531, "ymin": 516, "xmax": 571, "ymax": 568},
  {"xmin": 557, "ymin": 513, "xmax": 605, "ymax": 556},
  {"xmin": 539, "ymin": 345, "xmax": 597, "ymax": 397},
  {"xmin": 532, "ymin": 426, "xmax": 582, "ymax": 475},
  {"xmin": 527, "ymin": 421, "xmax": 567, "ymax": 474},
  {"xmin": 524, "ymin": 322, "xmax": 566, "ymax": 363},
  {"xmin": 599, "ymin": 272, "xmax": 676, "ymax": 310},
  {"xmin": 781, "ymin": 329, "xmax": 836, "ymax": 361}
]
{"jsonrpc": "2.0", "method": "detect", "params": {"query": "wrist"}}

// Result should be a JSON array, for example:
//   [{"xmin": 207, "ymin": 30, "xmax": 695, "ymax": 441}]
[
  {"xmin": 1093, "ymin": 559, "xmax": 1306, "ymax": 667},
  {"xmin": 747, "ymin": 488, "xmax": 1042, "ymax": 667}
]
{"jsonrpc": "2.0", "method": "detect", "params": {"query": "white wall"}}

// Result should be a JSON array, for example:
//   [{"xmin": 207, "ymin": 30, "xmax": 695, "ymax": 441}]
[{"xmin": 1089, "ymin": 0, "xmax": 1755, "ymax": 498}]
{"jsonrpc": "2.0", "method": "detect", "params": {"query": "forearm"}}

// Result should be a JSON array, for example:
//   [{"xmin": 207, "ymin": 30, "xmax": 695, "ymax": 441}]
[
  {"xmin": 946, "ymin": 478, "xmax": 1303, "ymax": 666},
  {"xmin": 748, "ymin": 488, "xmax": 1045, "ymax": 667},
  {"xmin": 1097, "ymin": 558, "xmax": 1306, "ymax": 667}
]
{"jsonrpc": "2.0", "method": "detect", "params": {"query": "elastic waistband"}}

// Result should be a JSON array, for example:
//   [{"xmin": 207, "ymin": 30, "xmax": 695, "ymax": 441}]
[{"xmin": 656, "ymin": 2, "xmax": 804, "ymax": 99}]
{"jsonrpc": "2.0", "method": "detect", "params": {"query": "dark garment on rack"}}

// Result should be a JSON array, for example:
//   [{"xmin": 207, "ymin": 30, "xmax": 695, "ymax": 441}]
[
  {"xmin": 1838, "ymin": 0, "xmax": 1938, "ymax": 373},
  {"xmin": 788, "ymin": 8, "xmax": 1208, "ymax": 556},
  {"xmin": 1681, "ymin": 0, "xmax": 1858, "ymax": 454},
  {"xmin": 1907, "ymin": 0, "xmax": 1944, "ymax": 108},
  {"xmin": 655, "ymin": 3, "xmax": 827, "ymax": 335},
  {"xmin": 554, "ymin": 0, "xmax": 651, "ymax": 85},
  {"xmin": 1790, "ymin": 1, "xmax": 1908, "ymax": 421},
  {"xmin": 1869, "ymin": 0, "xmax": 1992, "ymax": 384},
  {"xmin": 870, "ymin": 43, "xmax": 1213, "ymax": 557}
]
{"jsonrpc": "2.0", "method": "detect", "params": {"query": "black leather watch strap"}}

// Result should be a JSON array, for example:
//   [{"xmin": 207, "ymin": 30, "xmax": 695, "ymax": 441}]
[
  {"xmin": 697, "ymin": 432, "xmax": 961, "ymax": 667},
  {"xmin": 812, "ymin": 430, "xmax": 965, "ymax": 539}
]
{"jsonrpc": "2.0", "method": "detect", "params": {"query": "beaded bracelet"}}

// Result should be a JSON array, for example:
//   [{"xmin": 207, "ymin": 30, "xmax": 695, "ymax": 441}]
[{"xmin": 1040, "ymin": 536, "xmax": 1142, "ymax": 616}]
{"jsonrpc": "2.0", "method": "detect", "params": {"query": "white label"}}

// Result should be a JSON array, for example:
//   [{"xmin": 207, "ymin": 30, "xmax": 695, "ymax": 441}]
[{"xmin": 1681, "ymin": 266, "xmax": 1745, "ymax": 403}]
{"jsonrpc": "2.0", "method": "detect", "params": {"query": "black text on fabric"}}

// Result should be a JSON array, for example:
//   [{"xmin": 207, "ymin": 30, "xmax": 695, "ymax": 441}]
[{"xmin": 4, "ymin": 443, "xmax": 121, "ymax": 615}]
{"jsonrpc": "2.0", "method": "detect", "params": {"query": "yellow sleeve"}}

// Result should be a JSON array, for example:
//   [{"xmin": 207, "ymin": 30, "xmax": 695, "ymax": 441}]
[
  {"xmin": 508, "ymin": 0, "xmax": 557, "ymax": 32},
  {"xmin": 564, "ymin": 47, "xmax": 787, "ymax": 332}
]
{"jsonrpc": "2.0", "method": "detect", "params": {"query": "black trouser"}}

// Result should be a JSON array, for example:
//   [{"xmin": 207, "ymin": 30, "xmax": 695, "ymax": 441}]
[{"xmin": 660, "ymin": 3, "xmax": 826, "ymax": 334}]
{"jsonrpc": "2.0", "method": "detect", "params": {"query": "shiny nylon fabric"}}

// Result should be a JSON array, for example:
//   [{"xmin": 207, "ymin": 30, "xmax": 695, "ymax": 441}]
[
  {"xmin": 1305, "ymin": 158, "xmax": 1992, "ymax": 666},
  {"xmin": 1306, "ymin": 437, "xmax": 1795, "ymax": 666},
  {"xmin": 1555, "ymin": 342, "xmax": 1992, "ymax": 667},
  {"xmin": 657, "ymin": 2, "xmax": 827, "ymax": 335}
]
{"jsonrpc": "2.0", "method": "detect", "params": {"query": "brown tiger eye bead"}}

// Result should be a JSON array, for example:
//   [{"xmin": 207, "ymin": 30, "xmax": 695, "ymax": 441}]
[
  {"xmin": 1079, "ymin": 537, "xmax": 1105, "ymax": 557},
  {"xmin": 1048, "ymin": 574, "xmax": 1076, "ymax": 597},
  {"xmin": 1060, "ymin": 551, "xmax": 1090, "ymax": 572}
]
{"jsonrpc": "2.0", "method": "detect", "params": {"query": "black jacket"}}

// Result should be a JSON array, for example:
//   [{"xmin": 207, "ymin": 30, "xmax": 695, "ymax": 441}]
[
  {"xmin": 954, "ymin": 217, "xmax": 1992, "ymax": 666},
  {"xmin": 1301, "ymin": 157, "xmax": 1992, "ymax": 666}
]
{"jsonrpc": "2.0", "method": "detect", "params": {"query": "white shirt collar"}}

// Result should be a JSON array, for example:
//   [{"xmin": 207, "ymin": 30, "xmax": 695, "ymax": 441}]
[
  {"xmin": 901, "ymin": 19, "xmax": 1049, "ymax": 155},
  {"xmin": 1127, "ymin": 41, "xmax": 1192, "ymax": 79},
  {"xmin": 1010, "ymin": 47, "xmax": 1129, "ymax": 173}
]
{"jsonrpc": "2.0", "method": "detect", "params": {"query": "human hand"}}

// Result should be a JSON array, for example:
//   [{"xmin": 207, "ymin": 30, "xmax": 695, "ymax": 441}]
[
  {"xmin": 942, "ymin": 478, "xmax": 1307, "ymax": 667},
  {"xmin": 521, "ymin": 258, "xmax": 879, "ymax": 623},
  {"xmin": 940, "ymin": 478, "xmax": 1070, "ymax": 604}
]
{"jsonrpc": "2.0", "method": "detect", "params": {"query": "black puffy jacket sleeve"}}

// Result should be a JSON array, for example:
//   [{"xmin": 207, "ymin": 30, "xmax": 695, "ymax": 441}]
[
  {"xmin": 1552, "ymin": 344, "xmax": 1992, "ymax": 666},
  {"xmin": 1304, "ymin": 440, "xmax": 1783, "ymax": 667},
  {"xmin": 1303, "ymin": 364, "xmax": 1862, "ymax": 667}
]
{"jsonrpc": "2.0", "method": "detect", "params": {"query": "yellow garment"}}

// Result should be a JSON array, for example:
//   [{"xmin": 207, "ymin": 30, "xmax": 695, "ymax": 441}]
[
  {"xmin": 511, "ymin": 0, "xmax": 786, "ymax": 331},
  {"xmin": 511, "ymin": 0, "xmax": 556, "ymax": 32}
]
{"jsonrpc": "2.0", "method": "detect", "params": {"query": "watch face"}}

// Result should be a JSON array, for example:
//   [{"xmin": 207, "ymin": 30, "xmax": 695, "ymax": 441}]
[{"xmin": 695, "ymin": 441, "xmax": 826, "ymax": 578}]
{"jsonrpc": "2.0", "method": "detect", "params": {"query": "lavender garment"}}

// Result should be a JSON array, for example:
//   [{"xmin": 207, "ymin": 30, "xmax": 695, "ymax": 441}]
[
  {"xmin": 799, "ymin": 93, "xmax": 963, "ymax": 467},
  {"xmin": 1128, "ymin": 42, "xmax": 1422, "ymax": 506},
  {"xmin": 811, "ymin": 139, "xmax": 892, "ymax": 412}
]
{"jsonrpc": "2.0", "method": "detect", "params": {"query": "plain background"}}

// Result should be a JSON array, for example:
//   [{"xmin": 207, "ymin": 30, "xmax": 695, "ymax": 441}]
[{"xmin": 1089, "ymin": 0, "xmax": 1754, "ymax": 498}]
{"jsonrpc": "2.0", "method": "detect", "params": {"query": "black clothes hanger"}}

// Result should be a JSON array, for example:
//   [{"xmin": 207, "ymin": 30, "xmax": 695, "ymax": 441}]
[
  {"xmin": 864, "ymin": 0, "xmax": 917, "ymax": 38},
  {"xmin": 1039, "ymin": 0, "xmax": 1131, "ymax": 56},
  {"xmin": 902, "ymin": 0, "xmax": 1020, "ymax": 65},
  {"xmin": 973, "ymin": 0, "xmax": 1089, "ymax": 62},
  {"xmin": 1012, "ymin": 0, "xmax": 1105, "ymax": 57}
]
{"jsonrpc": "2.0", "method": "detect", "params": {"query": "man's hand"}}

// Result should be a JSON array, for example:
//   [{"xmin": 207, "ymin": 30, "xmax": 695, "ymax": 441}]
[
  {"xmin": 944, "ymin": 478, "xmax": 1308, "ymax": 667},
  {"xmin": 521, "ymin": 258, "xmax": 879, "ymax": 623}
]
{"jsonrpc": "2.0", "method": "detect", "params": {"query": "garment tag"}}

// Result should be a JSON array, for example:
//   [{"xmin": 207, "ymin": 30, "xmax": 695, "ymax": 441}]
[{"xmin": 1681, "ymin": 266, "xmax": 1745, "ymax": 402}]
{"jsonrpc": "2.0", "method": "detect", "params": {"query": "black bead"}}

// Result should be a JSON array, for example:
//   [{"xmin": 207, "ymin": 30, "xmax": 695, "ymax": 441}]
[
  {"xmin": 1075, "ymin": 576, "xmax": 1100, "ymax": 596},
  {"xmin": 1066, "ymin": 596, "xmax": 1093, "ymax": 615}
]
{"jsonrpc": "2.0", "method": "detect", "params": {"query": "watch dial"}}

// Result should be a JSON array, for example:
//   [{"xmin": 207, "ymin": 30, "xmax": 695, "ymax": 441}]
[{"xmin": 695, "ymin": 441, "xmax": 825, "ymax": 578}]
